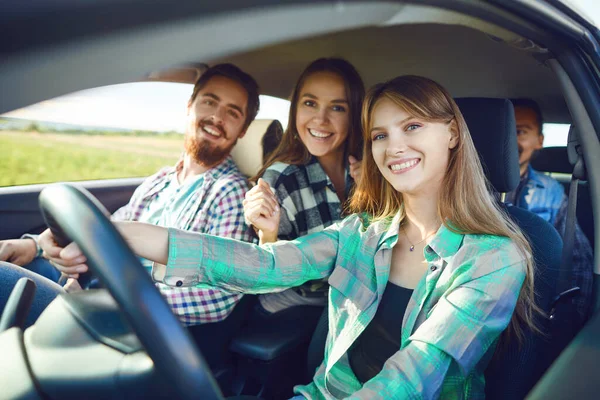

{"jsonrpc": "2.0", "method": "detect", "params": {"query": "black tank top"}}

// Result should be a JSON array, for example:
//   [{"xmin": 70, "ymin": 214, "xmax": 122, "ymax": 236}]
[{"xmin": 349, "ymin": 282, "xmax": 413, "ymax": 383}]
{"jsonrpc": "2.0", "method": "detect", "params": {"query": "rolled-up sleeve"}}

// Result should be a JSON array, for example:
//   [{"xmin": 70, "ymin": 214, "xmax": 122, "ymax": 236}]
[
  {"xmin": 347, "ymin": 256, "xmax": 526, "ymax": 400},
  {"xmin": 162, "ymin": 223, "xmax": 342, "ymax": 293}
]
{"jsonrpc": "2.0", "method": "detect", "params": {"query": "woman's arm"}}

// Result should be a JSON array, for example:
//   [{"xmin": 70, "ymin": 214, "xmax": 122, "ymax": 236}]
[
  {"xmin": 115, "ymin": 221, "xmax": 169, "ymax": 264},
  {"xmin": 161, "ymin": 217, "xmax": 349, "ymax": 293},
  {"xmin": 38, "ymin": 221, "xmax": 170, "ymax": 277}
]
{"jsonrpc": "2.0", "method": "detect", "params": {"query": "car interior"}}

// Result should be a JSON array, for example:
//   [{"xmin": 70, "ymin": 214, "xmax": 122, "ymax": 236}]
[{"xmin": 1, "ymin": 1, "xmax": 599, "ymax": 399}]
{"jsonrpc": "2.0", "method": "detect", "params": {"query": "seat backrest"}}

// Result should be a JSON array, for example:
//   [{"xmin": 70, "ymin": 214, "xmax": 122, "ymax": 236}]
[
  {"xmin": 306, "ymin": 98, "xmax": 565, "ymax": 398},
  {"xmin": 530, "ymin": 145, "xmax": 595, "ymax": 245},
  {"xmin": 230, "ymin": 119, "xmax": 276, "ymax": 178},
  {"xmin": 530, "ymin": 146, "xmax": 573, "ymax": 174},
  {"xmin": 456, "ymin": 98, "xmax": 565, "ymax": 398}
]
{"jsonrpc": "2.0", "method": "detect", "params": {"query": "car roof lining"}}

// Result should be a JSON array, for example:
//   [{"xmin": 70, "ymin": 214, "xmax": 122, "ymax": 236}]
[
  {"xmin": 208, "ymin": 22, "xmax": 567, "ymax": 123},
  {"xmin": 0, "ymin": 1, "xmax": 570, "ymax": 123}
]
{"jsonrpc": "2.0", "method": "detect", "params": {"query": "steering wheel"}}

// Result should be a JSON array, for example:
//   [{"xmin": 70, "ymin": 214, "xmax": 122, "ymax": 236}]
[{"xmin": 38, "ymin": 183, "xmax": 223, "ymax": 400}]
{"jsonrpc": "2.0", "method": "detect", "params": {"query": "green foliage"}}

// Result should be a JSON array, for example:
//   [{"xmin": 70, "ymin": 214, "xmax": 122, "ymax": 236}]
[
  {"xmin": 0, "ymin": 132, "xmax": 182, "ymax": 187},
  {"xmin": 24, "ymin": 122, "xmax": 41, "ymax": 132},
  {"xmin": 0, "ymin": 119, "xmax": 184, "ymax": 137}
]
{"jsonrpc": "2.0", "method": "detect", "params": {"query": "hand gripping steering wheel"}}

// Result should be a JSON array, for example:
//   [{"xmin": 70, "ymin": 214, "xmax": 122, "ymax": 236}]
[{"xmin": 39, "ymin": 183, "xmax": 223, "ymax": 400}]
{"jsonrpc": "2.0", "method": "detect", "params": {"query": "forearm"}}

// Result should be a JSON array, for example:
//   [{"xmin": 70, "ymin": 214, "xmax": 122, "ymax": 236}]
[
  {"xmin": 258, "ymin": 228, "xmax": 278, "ymax": 245},
  {"xmin": 114, "ymin": 221, "xmax": 169, "ymax": 265},
  {"xmin": 165, "ymin": 226, "xmax": 338, "ymax": 292}
]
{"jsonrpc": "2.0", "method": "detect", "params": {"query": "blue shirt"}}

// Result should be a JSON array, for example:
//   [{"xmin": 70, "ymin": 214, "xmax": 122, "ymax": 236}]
[
  {"xmin": 508, "ymin": 164, "xmax": 593, "ymax": 322},
  {"xmin": 138, "ymin": 172, "xmax": 205, "ymax": 270}
]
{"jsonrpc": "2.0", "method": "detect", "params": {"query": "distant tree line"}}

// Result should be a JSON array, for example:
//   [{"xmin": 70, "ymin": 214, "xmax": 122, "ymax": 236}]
[{"xmin": 0, "ymin": 118, "xmax": 181, "ymax": 138}]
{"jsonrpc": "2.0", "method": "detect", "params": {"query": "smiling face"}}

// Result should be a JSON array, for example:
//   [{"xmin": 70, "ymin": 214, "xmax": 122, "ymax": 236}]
[
  {"xmin": 295, "ymin": 71, "xmax": 350, "ymax": 163},
  {"xmin": 185, "ymin": 75, "xmax": 248, "ymax": 166},
  {"xmin": 370, "ymin": 97, "xmax": 458, "ymax": 198}
]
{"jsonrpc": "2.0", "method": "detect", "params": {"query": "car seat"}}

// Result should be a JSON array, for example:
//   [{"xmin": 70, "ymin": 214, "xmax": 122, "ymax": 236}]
[{"xmin": 530, "ymin": 138, "xmax": 595, "ymax": 245}]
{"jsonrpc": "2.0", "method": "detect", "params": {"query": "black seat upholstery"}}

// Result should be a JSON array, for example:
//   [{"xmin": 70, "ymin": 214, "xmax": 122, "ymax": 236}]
[
  {"xmin": 531, "ymin": 146, "xmax": 573, "ymax": 174},
  {"xmin": 530, "ymin": 144, "xmax": 595, "ymax": 245},
  {"xmin": 305, "ymin": 98, "xmax": 565, "ymax": 399},
  {"xmin": 230, "ymin": 305, "xmax": 323, "ymax": 361},
  {"xmin": 446, "ymin": 98, "xmax": 565, "ymax": 398},
  {"xmin": 187, "ymin": 294, "xmax": 257, "ymax": 393}
]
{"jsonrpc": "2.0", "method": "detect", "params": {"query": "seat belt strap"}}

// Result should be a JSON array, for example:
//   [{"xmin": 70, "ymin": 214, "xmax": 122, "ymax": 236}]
[
  {"xmin": 557, "ymin": 159, "xmax": 581, "ymax": 292},
  {"xmin": 549, "ymin": 131, "xmax": 586, "ymax": 318}
]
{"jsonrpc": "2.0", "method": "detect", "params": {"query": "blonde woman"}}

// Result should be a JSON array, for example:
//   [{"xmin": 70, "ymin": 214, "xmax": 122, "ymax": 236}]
[{"xmin": 45, "ymin": 75, "xmax": 538, "ymax": 399}]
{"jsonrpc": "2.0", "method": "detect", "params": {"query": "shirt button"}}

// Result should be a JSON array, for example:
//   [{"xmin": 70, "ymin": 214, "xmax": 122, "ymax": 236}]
[
  {"xmin": 176, "ymin": 280, "xmax": 183, "ymax": 287},
  {"xmin": 430, "ymin": 265, "xmax": 437, "ymax": 272}
]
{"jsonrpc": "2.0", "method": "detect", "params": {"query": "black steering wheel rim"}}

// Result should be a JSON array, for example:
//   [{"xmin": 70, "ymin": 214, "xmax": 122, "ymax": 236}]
[{"xmin": 39, "ymin": 183, "xmax": 223, "ymax": 400}]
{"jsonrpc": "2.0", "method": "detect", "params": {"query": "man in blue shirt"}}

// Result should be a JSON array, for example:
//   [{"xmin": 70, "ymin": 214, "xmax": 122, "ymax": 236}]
[{"xmin": 507, "ymin": 98, "xmax": 593, "ymax": 325}]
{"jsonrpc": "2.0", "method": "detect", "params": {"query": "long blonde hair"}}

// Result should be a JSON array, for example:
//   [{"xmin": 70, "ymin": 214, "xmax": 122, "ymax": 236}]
[{"xmin": 349, "ymin": 75, "xmax": 541, "ymax": 342}]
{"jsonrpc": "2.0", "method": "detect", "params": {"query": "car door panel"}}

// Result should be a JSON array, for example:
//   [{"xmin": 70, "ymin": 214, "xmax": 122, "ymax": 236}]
[{"xmin": 0, "ymin": 178, "xmax": 144, "ymax": 240}]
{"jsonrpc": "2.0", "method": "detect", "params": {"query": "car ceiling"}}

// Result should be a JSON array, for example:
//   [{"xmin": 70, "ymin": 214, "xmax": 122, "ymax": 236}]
[
  {"xmin": 212, "ymin": 23, "xmax": 568, "ymax": 123},
  {"xmin": 0, "ymin": 1, "xmax": 570, "ymax": 123}
]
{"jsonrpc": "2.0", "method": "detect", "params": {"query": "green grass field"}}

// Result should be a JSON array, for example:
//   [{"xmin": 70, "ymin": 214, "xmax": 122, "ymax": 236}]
[{"xmin": 0, "ymin": 132, "xmax": 182, "ymax": 187}]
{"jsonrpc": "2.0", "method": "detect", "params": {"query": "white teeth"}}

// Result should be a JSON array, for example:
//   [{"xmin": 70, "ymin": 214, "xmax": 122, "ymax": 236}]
[
  {"xmin": 390, "ymin": 159, "xmax": 419, "ymax": 171},
  {"xmin": 309, "ymin": 129, "xmax": 332, "ymax": 138},
  {"xmin": 203, "ymin": 126, "xmax": 221, "ymax": 137}
]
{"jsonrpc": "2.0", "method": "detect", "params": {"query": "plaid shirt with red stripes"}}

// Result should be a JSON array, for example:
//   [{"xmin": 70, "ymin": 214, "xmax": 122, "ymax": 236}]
[{"xmin": 112, "ymin": 156, "xmax": 252, "ymax": 325}]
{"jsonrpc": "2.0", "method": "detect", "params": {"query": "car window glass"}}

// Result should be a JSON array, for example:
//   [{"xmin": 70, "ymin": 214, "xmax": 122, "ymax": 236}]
[
  {"xmin": 0, "ymin": 82, "xmax": 289, "ymax": 187},
  {"xmin": 543, "ymin": 123, "xmax": 571, "ymax": 147}
]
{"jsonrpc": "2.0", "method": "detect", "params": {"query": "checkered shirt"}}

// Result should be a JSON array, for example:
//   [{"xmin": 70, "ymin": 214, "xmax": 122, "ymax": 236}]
[
  {"xmin": 258, "ymin": 158, "xmax": 354, "ymax": 300},
  {"xmin": 261, "ymin": 157, "xmax": 353, "ymax": 240},
  {"xmin": 112, "ymin": 156, "xmax": 252, "ymax": 325}
]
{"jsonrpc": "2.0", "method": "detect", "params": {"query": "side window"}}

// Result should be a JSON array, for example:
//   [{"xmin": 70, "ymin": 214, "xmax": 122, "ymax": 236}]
[
  {"xmin": 0, "ymin": 83, "xmax": 289, "ymax": 187},
  {"xmin": 543, "ymin": 123, "xmax": 570, "ymax": 147},
  {"xmin": 0, "ymin": 82, "xmax": 190, "ymax": 187}
]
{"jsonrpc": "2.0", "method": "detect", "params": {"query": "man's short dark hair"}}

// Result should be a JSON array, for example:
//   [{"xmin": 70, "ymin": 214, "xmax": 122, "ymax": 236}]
[
  {"xmin": 189, "ymin": 63, "xmax": 260, "ymax": 131},
  {"xmin": 511, "ymin": 98, "xmax": 544, "ymax": 135}
]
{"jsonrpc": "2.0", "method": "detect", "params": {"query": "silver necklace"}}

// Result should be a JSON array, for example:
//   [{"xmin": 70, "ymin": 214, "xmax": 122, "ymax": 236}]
[{"xmin": 402, "ymin": 227, "xmax": 437, "ymax": 252}]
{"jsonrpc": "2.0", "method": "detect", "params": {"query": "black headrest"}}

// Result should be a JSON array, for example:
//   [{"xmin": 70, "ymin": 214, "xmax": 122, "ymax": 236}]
[
  {"xmin": 530, "ymin": 147, "xmax": 572, "ymax": 174},
  {"xmin": 455, "ymin": 98, "xmax": 520, "ymax": 193}
]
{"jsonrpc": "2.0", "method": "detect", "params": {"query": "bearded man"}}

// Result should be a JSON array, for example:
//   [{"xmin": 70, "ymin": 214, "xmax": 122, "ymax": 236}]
[{"xmin": 0, "ymin": 63, "xmax": 259, "ymax": 326}]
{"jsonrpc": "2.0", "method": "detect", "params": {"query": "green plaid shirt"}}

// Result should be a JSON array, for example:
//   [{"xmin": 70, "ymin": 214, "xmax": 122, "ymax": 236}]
[{"xmin": 161, "ymin": 212, "xmax": 526, "ymax": 399}]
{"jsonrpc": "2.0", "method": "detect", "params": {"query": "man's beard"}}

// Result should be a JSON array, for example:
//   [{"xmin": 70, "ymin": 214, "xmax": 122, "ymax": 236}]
[{"xmin": 184, "ymin": 125, "xmax": 237, "ymax": 167}]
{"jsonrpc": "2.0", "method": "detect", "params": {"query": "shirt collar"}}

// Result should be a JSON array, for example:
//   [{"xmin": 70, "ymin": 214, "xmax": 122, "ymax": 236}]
[
  {"xmin": 173, "ymin": 155, "xmax": 236, "ymax": 182},
  {"xmin": 378, "ymin": 211, "xmax": 403, "ymax": 246},
  {"xmin": 526, "ymin": 164, "xmax": 546, "ymax": 189},
  {"xmin": 377, "ymin": 211, "xmax": 464, "ymax": 261},
  {"xmin": 305, "ymin": 156, "xmax": 353, "ymax": 194},
  {"xmin": 305, "ymin": 157, "xmax": 330, "ymax": 191},
  {"xmin": 426, "ymin": 223, "xmax": 465, "ymax": 262}
]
